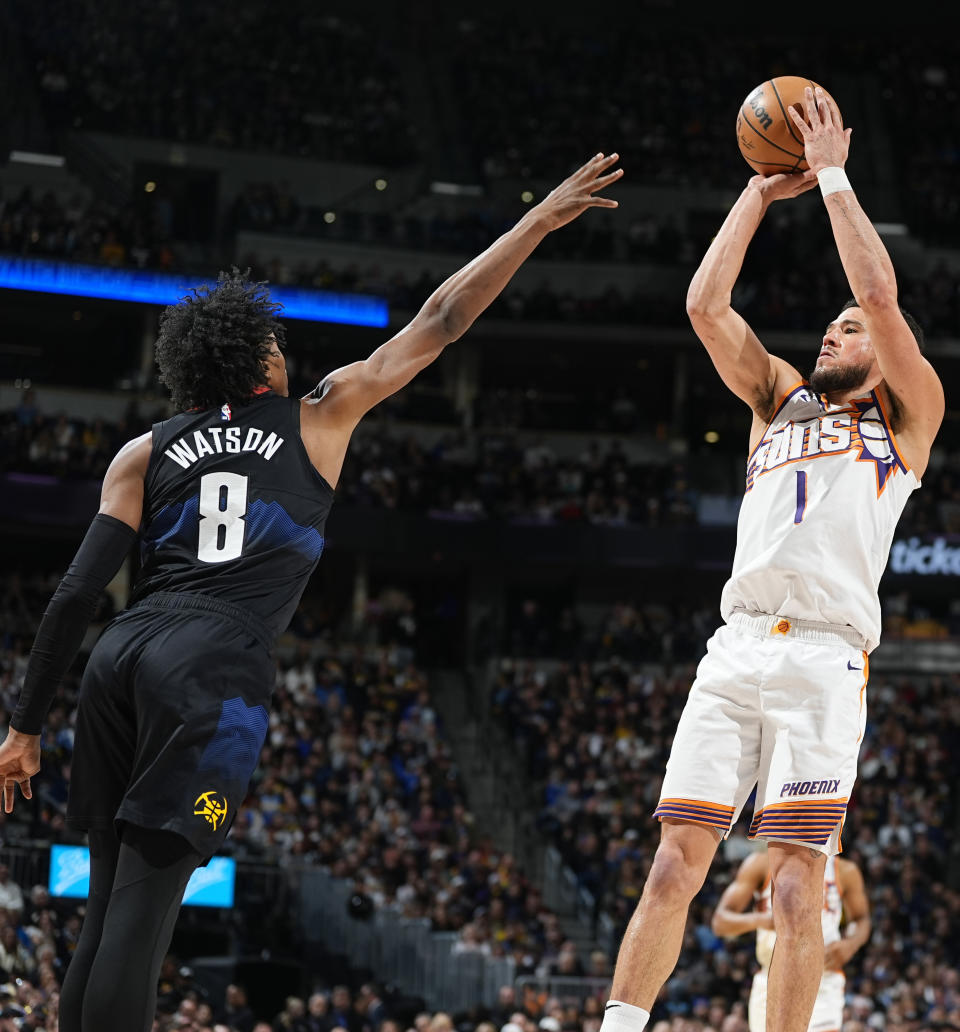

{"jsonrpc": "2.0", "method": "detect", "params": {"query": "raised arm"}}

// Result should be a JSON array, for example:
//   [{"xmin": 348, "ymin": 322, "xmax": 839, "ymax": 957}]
[
  {"xmin": 686, "ymin": 173, "xmax": 813, "ymax": 421},
  {"xmin": 299, "ymin": 153, "xmax": 621, "ymax": 479},
  {"xmin": 823, "ymin": 859, "xmax": 871, "ymax": 971},
  {"xmin": 792, "ymin": 88, "xmax": 943, "ymax": 450},
  {"xmin": 710, "ymin": 851, "xmax": 772, "ymax": 938},
  {"xmin": 0, "ymin": 433, "xmax": 149, "ymax": 811}
]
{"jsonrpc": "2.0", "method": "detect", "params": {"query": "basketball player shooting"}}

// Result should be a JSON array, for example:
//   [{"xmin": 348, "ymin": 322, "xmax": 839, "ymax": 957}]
[
  {"xmin": 0, "ymin": 153, "xmax": 622, "ymax": 1032},
  {"xmin": 597, "ymin": 90, "xmax": 942, "ymax": 1032},
  {"xmin": 711, "ymin": 847, "xmax": 870, "ymax": 1032}
]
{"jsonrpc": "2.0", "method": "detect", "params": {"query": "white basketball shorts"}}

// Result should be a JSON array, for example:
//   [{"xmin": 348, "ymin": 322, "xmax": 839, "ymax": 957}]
[
  {"xmin": 749, "ymin": 969, "xmax": 845, "ymax": 1032},
  {"xmin": 653, "ymin": 609, "xmax": 869, "ymax": 855}
]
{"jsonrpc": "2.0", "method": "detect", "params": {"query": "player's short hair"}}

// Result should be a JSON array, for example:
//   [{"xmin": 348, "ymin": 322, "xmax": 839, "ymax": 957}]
[
  {"xmin": 155, "ymin": 269, "xmax": 286, "ymax": 411},
  {"xmin": 840, "ymin": 297, "xmax": 925, "ymax": 353}
]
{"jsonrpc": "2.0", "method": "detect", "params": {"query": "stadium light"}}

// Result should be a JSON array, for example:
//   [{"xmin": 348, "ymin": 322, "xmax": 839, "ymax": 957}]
[{"xmin": 0, "ymin": 257, "xmax": 389, "ymax": 327}]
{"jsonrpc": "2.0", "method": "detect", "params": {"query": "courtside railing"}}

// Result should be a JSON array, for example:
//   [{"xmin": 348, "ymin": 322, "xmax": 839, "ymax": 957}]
[{"xmin": 296, "ymin": 865, "xmax": 515, "ymax": 1011}]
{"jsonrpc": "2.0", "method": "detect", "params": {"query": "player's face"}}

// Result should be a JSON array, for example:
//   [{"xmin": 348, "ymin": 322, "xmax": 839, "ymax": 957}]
[
  {"xmin": 264, "ymin": 335, "xmax": 289, "ymax": 396},
  {"xmin": 809, "ymin": 306, "xmax": 878, "ymax": 395}
]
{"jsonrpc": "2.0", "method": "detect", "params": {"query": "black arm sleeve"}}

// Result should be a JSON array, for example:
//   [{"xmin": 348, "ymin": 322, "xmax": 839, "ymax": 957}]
[{"xmin": 11, "ymin": 513, "xmax": 138, "ymax": 734}]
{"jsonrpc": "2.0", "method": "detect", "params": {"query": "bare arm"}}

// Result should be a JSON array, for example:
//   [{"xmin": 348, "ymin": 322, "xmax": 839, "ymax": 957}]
[
  {"xmin": 792, "ymin": 88, "xmax": 943, "ymax": 449},
  {"xmin": 824, "ymin": 859, "xmax": 871, "ymax": 970},
  {"xmin": 686, "ymin": 174, "xmax": 813, "ymax": 419},
  {"xmin": 303, "ymin": 154, "xmax": 622, "ymax": 446},
  {"xmin": 710, "ymin": 852, "xmax": 773, "ymax": 937},
  {"xmin": 100, "ymin": 432, "xmax": 151, "ymax": 528}
]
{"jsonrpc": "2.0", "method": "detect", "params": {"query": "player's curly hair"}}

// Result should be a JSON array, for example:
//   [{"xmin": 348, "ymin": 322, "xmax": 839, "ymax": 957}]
[
  {"xmin": 155, "ymin": 269, "xmax": 287, "ymax": 411},
  {"xmin": 840, "ymin": 297, "xmax": 925, "ymax": 353}
]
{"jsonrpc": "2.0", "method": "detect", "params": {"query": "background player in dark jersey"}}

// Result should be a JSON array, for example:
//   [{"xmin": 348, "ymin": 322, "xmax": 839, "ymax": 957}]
[{"xmin": 0, "ymin": 153, "xmax": 622, "ymax": 1032}]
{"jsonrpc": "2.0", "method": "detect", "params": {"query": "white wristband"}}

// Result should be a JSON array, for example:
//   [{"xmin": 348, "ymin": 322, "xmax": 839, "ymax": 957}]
[{"xmin": 817, "ymin": 166, "xmax": 852, "ymax": 198}]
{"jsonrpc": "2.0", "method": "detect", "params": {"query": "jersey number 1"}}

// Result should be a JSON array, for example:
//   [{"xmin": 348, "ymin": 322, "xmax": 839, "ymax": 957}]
[
  {"xmin": 794, "ymin": 470, "xmax": 808, "ymax": 524},
  {"xmin": 198, "ymin": 472, "xmax": 249, "ymax": 562}
]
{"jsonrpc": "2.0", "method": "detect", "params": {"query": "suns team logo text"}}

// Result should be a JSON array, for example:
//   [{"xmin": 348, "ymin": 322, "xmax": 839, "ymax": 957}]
[{"xmin": 746, "ymin": 394, "xmax": 906, "ymax": 496}]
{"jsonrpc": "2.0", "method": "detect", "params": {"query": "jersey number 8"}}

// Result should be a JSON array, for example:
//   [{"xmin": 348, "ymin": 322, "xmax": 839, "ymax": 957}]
[{"xmin": 198, "ymin": 472, "xmax": 249, "ymax": 563}]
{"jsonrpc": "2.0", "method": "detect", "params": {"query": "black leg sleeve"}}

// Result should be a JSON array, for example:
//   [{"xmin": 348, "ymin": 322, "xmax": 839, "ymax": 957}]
[{"xmin": 79, "ymin": 825, "xmax": 202, "ymax": 1032}]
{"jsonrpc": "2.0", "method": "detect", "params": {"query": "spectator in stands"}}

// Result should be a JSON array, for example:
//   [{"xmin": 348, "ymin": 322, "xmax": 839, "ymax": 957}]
[{"xmin": 0, "ymin": 868, "xmax": 23, "ymax": 918}]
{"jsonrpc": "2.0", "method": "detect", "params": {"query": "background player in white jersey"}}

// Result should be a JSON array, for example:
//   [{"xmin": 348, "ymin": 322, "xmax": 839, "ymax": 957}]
[
  {"xmin": 598, "ymin": 91, "xmax": 943, "ymax": 1032},
  {"xmin": 712, "ymin": 847, "xmax": 871, "ymax": 1032}
]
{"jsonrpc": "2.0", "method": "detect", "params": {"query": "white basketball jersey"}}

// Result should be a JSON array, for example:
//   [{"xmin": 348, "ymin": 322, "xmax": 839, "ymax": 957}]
[
  {"xmin": 721, "ymin": 384, "xmax": 919, "ymax": 651},
  {"xmin": 755, "ymin": 855, "xmax": 843, "ymax": 969}
]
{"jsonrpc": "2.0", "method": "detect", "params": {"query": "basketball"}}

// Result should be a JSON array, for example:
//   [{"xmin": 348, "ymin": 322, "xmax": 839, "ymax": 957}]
[{"xmin": 736, "ymin": 76, "xmax": 841, "ymax": 175}]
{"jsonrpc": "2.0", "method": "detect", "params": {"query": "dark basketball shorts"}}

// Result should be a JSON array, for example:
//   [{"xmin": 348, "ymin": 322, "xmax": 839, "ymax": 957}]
[{"xmin": 66, "ymin": 593, "xmax": 275, "ymax": 860}]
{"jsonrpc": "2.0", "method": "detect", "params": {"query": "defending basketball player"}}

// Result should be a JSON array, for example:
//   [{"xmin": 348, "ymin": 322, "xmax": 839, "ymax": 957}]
[
  {"xmin": 711, "ymin": 847, "xmax": 870, "ymax": 1032},
  {"xmin": 597, "ymin": 90, "xmax": 942, "ymax": 1032},
  {"xmin": 0, "ymin": 153, "xmax": 622, "ymax": 1032}
]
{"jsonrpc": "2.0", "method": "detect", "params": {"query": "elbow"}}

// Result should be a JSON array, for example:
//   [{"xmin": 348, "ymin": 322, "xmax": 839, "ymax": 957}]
[
  {"xmin": 421, "ymin": 296, "xmax": 466, "ymax": 346},
  {"xmin": 710, "ymin": 913, "xmax": 727, "ymax": 937},
  {"xmin": 437, "ymin": 297, "xmax": 470, "ymax": 344},
  {"xmin": 856, "ymin": 285, "xmax": 898, "ymax": 314},
  {"xmin": 686, "ymin": 288, "xmax": 726, "ymax": 324}
]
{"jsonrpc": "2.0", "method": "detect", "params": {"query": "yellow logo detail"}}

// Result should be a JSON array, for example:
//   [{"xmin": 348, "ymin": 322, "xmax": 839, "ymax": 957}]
[
  {"xmin": 194, "ymin": 790, "xmax": 228, "ymax": 830},
  {"xmin": 773, "ymin": 618, "xmax": 792, "ymax": 635}
]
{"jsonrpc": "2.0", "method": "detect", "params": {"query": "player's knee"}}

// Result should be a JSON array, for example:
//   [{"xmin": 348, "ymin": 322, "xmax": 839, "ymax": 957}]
[
  {"xmin": 644, "ymin": 840, "xmax": 705, "ymax": 905},
  {"xmin": 770, "ymin": 869, "xmax": 823, "ymax": 937}
]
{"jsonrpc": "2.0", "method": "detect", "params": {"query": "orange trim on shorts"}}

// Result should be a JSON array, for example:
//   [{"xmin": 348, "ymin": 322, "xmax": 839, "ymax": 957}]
[
  {"xmin": 749, "ymin": 797, "xmax": 848, "ymax": 846},
  {"xmin": 856, "ymin": 652, "xmax": 869, "ymax": 743},
  {"xmin": 654, "ymin": 798, "xmax": 735, "ymax": 831},
  {"xmin": 658, "ymin": 797, "xmax": 735, "ymax": 814}
]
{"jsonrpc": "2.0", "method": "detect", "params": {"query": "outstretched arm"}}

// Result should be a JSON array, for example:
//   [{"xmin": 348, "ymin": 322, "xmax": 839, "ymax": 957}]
[
  {"xmin": 307, "ymin": 153, "xmax": 623, "ymax": 431},
  {"xmin": 686, "ymin": 173, "xmax": 813, "ymax": 420},
  {"xmin": 710, "ymin": 852, "xmax": 772, "ymax": 937},
  {"xmin": 792, "ymin": 88, "xmax": 943, "ymax": 448},
  {"xmin": 0, "ymin": 433, "xmax": 149, "ymax": 812}
]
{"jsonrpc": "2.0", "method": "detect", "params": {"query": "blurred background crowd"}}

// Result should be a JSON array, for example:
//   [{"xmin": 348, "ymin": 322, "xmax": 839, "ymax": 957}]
[{"xmin": 1, "ymin": 0, "xmax": 959, "ymax": 1030}]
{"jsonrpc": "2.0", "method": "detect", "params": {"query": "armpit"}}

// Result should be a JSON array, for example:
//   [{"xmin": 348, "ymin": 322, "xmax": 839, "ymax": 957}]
[{"xmin": 752, "ymin": 382, "xmax": 778, "ymax": 424}]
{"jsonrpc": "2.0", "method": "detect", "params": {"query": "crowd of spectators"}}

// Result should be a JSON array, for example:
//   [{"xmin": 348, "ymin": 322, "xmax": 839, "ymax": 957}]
[
  {"xmin": 1, "ymin": 564, "xmax": 959, "ymax": 1029},
  {"xmin": 449, "ymin": 15, "xmax": 960, "ymax": 253},
  {"xmin": 231, "ymin": 181, "xmax": 688, "ymax": 269},
  {"xmin": 489, "ymin": 599, "xmax": 960, "ymax": 1029},
  {"xmin": 12, "ymin": 0, "xmax": 960, "ymax": 249},
  {"xmin": 0, "ymin": 185, "xmax": 178, "ymax": 271},
  {"xmin": 0, "ymin": 573, "xmax": 599, "ymax": 1026},
  {"xmin": 11, "ymin": 0, "xmax": 418, "ymax": 167}
]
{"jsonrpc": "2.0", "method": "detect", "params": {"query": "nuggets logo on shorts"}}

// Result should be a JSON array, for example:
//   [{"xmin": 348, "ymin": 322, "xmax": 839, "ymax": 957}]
[{"xmin": 194, "ymin": 790, "xmax": 228, "ymax": 829}]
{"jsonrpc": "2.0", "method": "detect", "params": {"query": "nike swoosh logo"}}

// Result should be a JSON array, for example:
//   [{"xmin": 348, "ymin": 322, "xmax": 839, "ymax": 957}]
[
  {"xmin": 847, "ymin": 661, "xmax": 863, "ymax": 671},
  {"xmin": 605, "ymin": 1005, "xmax": 622, "ymax": 1011}
]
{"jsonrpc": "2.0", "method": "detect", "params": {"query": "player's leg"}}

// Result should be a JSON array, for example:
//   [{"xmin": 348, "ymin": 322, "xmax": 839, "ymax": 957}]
[
  {"xmin": 602, "ymin": 624, "xmax": 763, "ymax": 1032},
  {"xmin": 747, "ymin": 971, "xmax": 767, "ymax": 1032},
  {"xmin": 60, "ymin": 625, "xmax": 139, "ymax": 1031},
  {"xmin": 606, "ymin": 818, "xmax": 720, "ymax": 1012},
  {"xmin": 765, "ymin": 842, "xmax": 826, "ymax": 1032},
  {"xmin": 808, "ymin": 971, "xmax": 845, "ymax": 1032},
  {"xmin": 751, "ymin": 633, "xmax": 867, "ymax": 1032},
  {"xmin": 58, "ymin": 827, "xmax": 122, "ymax": 1032},
  {"xmin": 80, "ymin": 823, "xmax": 203, "ymax": 1032}
]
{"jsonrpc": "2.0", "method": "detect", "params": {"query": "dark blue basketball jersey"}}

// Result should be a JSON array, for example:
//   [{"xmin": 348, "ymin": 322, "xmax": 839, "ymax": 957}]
[{"xmin": 131, "ymin": 391, "xmax": 334, "ymax": 640}]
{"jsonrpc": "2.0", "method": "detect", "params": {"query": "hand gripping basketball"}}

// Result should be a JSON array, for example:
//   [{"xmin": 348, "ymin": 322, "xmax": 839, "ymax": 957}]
[{"xmin": 789, "ymin": 87, "xmax": 853, "ymax": 177}]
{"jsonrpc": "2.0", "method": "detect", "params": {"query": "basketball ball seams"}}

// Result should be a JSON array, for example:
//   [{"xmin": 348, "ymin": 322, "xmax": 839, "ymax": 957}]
[
  {"xmin": 737, "ymin": 76, "xmax": 840, "ymax": 177},
  {"xmin": 739, "ymin": 109, "xmax": 804, "ymax": 160},
  {"xmin": 769, "ymin": 79, "xmax": 805, "ymax": 147}
]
